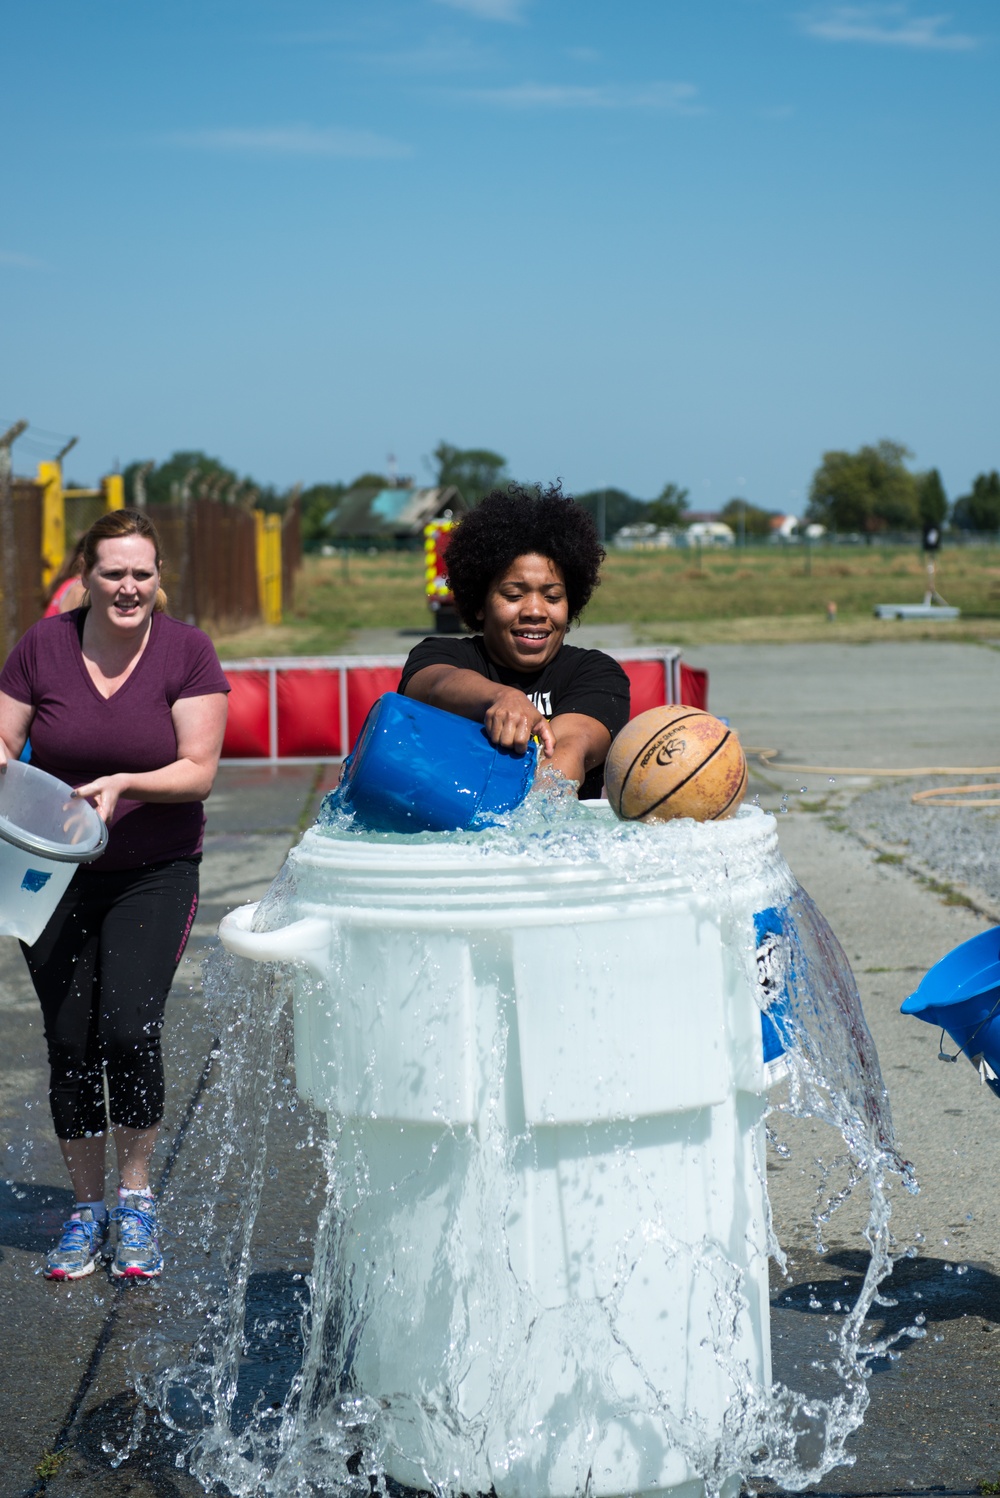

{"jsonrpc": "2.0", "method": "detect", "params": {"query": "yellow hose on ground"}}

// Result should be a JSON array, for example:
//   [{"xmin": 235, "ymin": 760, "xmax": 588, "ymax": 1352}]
[
  {"xmin": 910, "ymin": 785, "xmax": 1000, "ymax": 808},
  {"xmin": 743, "ymin": 749, "xmax": 1000, "ymax": 807}
]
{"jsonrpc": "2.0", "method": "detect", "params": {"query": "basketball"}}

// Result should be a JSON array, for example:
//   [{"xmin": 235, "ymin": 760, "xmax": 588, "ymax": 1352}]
[{"xmin": 605, "ymin": 705, "xmax": 748, "ymax": 823}]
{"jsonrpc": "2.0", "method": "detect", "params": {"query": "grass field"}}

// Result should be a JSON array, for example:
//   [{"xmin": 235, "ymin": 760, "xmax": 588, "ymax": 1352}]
[{"xmin": 212, "ymin": 544, "xmax": 1000, "ymax": 657}]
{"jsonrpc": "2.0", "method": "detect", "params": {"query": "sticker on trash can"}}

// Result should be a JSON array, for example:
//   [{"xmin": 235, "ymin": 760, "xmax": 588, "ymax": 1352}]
[
  {"xmin": 755, "ymin": 905, "xmax": 793, "ymax": 1086},
  {"xmin": 21, "ymin": 869, "xmax": 53, "ymax": 894}
]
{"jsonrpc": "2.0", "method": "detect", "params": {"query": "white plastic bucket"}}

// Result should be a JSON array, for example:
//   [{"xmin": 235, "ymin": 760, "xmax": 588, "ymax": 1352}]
[
  {"xmin": 0, "ymin": 760, "xmax": 107, "ymax": 943},
  {"xmin": 219, "ymin": 804, "xmax": 795, "ymax": 1498}
]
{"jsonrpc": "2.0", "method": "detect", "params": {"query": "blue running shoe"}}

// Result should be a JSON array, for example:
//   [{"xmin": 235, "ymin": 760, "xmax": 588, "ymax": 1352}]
[
  {"xmin": 110, "ymin": 1194, "xmax": 163, "ymax": 1279},
  {"xmin": 44, "ymin": 1207, "xmax": 109, "ymax": 1281}
]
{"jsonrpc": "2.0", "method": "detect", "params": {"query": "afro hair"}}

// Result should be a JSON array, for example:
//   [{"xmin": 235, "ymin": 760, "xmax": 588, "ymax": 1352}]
[{"xmin": 445, "ymin": 482, "xmax": 605, "ymax": 630}]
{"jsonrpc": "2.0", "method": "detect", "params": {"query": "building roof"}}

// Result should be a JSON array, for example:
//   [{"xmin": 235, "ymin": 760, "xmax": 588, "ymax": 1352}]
[{"xmin": 326, "ymin": 485, "xmax": 466, "ymax": 538}]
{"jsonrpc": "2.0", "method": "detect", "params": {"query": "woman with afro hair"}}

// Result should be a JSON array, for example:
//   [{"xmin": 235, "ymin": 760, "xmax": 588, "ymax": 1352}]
[{"xmin": 400, "ymin": 484, "xmax": 630, "ymax": 799}]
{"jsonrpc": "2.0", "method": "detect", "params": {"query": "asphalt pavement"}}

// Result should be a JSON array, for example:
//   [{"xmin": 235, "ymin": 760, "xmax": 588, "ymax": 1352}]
[{"xmin": 3, "ymin": 639, "xmax": 1000, "ymax": 1496}]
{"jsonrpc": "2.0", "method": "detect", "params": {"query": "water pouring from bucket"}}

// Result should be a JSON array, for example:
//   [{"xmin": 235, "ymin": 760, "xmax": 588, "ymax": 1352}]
[{"xmin": 0, "ymin": 758, "xmax": 107, "ymax": 942}]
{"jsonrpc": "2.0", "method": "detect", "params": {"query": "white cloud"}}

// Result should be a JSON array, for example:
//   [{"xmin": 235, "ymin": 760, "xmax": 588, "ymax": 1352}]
[
  {"xmin": 460, "ymin": 81, "xmax": 704, "ymax": 112},
  {"xmin": 0, "ymin": 249, "xmax": 43, "ymax": 269},
  {"xmin": 799, "ymin": 4, "xmax": 979, "ymax": 50},
  {"xmin": 433, "ymin": 0, "xmax": 527, "ymax": 21},
  {"xmin": 163, "ymin": 126, "xmax": 412, "ymax": 159}
]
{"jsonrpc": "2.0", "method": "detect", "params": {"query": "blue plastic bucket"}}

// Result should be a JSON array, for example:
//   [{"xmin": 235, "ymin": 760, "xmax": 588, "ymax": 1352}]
[
  {"xmin": 901, "ymin": 928, "xmax": 1000, "ymax": 1097},
  {"xmin": 335, "ymin": 692, "xmax": 539, "ymax": 834}
]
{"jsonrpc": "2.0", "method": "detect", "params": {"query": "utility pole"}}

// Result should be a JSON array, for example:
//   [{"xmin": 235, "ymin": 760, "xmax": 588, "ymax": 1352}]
[{"xmin": 0, "ymin": 420, "xmax": 29, "ymax": 662}]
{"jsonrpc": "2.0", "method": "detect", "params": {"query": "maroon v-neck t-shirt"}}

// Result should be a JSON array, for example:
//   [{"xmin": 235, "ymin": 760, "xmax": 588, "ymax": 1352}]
[{"xmin": 0, "ymin": 610, "xmax": 230, "ymax": 870}]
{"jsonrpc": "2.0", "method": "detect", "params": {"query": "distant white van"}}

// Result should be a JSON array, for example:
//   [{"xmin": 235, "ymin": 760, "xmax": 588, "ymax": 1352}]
[
  {"xmin": 684, "ymin": 521, "xmax": 735, "ymax": 548},
  {"xmin": 613, "ymin": 523, "xmax": 680, "ymax": 550}
]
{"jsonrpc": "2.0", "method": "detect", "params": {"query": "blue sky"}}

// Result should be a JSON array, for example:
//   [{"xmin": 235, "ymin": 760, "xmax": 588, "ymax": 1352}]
[{"xmin": 1, "ymin": 1, "xmax": 996, "ymax": 513}]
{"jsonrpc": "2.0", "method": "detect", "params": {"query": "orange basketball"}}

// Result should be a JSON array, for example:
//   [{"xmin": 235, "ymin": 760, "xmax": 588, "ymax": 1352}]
[{"xmin": 605, "ymin": 705, "xmax": 748, "ymax": 823}]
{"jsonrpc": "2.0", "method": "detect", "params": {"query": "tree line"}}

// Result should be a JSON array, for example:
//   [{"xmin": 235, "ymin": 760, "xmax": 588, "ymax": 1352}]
[
  {"xmin": 122, "ymin": 438, "xmax": 1000, "ymax": 548},
  {"xmin": 805, "ymin": 439, "xmax": 1000, "ymax": 535},
  {"xmin": 122, "ymin": 442, "xmax": 516, "ymax": 548},
  {"xmin": 122, "ymin": 443, "xmax": 697, "ymax": 547}
]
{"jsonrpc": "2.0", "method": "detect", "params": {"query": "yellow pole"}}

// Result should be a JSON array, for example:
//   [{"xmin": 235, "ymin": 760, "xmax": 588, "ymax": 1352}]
[
  {"xmin": 255, "ymin": 510, "xmax": 283, "ymax": 626},
  {"xmin": 103, "ymin": 473, "xmax": 125, "ymax": 510},
  {"xmin": 37, "ymin": 461, "xmax": 66, "ymax": 589},
  {"xmin": 266, "ymin": 513, "xmax": 282, "ymax": 624}
]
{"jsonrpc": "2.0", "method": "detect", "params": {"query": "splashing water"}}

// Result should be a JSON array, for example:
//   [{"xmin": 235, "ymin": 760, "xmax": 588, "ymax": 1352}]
[
  {"xmin": 126, "ymin": 792, "xmax": 917, "ymax": 1498},
  {"xmin": 745, "ymin": 883, "xmax": 918, "ymax": 1485}
]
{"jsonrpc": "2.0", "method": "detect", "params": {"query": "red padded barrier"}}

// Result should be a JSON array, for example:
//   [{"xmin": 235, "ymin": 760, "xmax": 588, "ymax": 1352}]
[
  {"xmin": 679, "ymin": 663, "xmax": 709, "ymax": 710},
  {"xmin": 347, "ymin": 666, "xmax": 404, "ymax": 748},
  {"xmin": 219, "ymin": 652, "xmax": 705, "ymax": 760},
  {"xmin": 222, "ymin": 672, "xmax": 271, "ymax": 757},
  {"xmin": 620, "ymin": 659, "xmax": 668, "ymax": 717},
  {"xmin": 277, "ymin": 670, "xmax": 343, "ymax": 757}
]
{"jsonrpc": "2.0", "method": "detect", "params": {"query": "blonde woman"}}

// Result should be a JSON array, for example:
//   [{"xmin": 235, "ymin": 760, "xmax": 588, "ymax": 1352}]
[{"xmin": 0, "ymin": 509, "xmax": 229, "ymax": 1279}]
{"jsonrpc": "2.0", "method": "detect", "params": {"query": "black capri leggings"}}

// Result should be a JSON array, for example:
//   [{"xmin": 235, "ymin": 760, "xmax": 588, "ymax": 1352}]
[{"xmin": 22, "ymin": 858, "xmax": 200, "ymax": 1140}]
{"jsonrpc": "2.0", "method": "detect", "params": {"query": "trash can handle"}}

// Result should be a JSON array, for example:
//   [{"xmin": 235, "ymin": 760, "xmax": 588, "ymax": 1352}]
[{"xmin": 218, "ymin": 902, "xmax": 330, "ymax": 979}]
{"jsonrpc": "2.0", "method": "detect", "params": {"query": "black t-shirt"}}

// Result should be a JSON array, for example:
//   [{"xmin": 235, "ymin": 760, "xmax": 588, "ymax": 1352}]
[{"xmin": 400, "ymin": 634, "xmax": 631, "ymax": 799}]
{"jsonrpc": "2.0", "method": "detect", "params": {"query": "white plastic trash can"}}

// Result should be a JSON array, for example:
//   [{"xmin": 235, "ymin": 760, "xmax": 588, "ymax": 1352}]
[
  {"xmin": 0, "ymin": 760, "xmax": 108, "ymax": 943},
  {"xmin": 219, "ymin": 803, "xmax": 794, "ymax": 1498}
]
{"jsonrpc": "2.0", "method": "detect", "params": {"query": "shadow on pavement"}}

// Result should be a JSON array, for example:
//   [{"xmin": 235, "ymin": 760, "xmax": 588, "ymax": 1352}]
[
  {"xmin": 231, "ymin": 1268, "xmax": 308, "ymax": 1430},
  {"xmin": 766, "ymin": 1249, "xmax": 1000, "ymax": 1496},
  {"xmin": 773, "ymin": 1248, "xmax": 1000, "ymax": 1360},
  {"xmin": 0, "ymin": 1179, "xmax": 74, "ymax": 1255},
  {"xmin": 32, "ymin": 1249, "xmax": 1000, "ymax": 1495},
  {"xmin": 37, "ymin": 1270, "xmax": 309, "ymax": 1496},
  {"xmin": 71, "ymin": 1390, "xmax": 196, "ymax": 1497}
]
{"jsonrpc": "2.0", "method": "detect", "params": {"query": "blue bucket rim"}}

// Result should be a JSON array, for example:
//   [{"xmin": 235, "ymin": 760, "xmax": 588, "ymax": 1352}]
[{"xmin": 901, "ymin": 926, "xmax": 1000, "ymax": 1015}]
